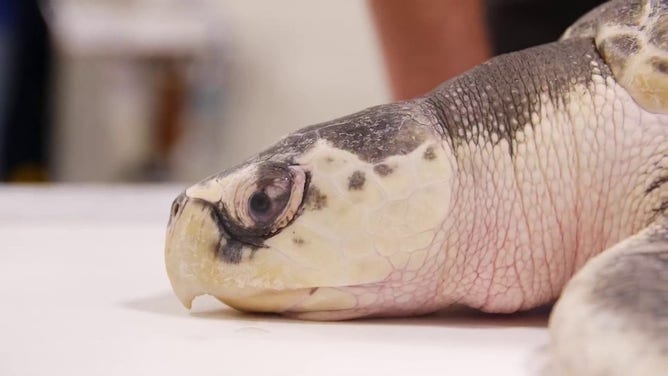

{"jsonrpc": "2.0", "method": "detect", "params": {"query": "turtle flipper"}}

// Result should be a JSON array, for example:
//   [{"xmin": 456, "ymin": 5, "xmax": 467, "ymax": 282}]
[
  {"xmin": 548, "ymin": 215, "xmax": 667, "ymax": 375},
  {"xmin": 563, "ymin": 0, "xmax": 668, "ymax": 114}
]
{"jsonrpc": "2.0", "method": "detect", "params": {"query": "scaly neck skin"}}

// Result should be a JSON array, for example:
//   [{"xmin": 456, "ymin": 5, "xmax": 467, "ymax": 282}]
[{"xmin": 422, "ymin": 38, "xmax": 668, "ymax": 313}]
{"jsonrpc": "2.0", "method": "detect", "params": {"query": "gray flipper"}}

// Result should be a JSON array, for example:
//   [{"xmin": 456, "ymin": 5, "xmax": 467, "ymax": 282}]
[{"xmin": 549, "ymin": 215, "xmax": 667, "ymax": 375}]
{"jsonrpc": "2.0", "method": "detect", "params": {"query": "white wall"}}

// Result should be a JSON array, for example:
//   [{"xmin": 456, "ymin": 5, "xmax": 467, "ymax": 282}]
[
  {"xmin": 50, "ymin": 0, "xmax": 389, "ymax": 182},
  {"xmin": 174, "ymin": 0, "xmax": 390, "ymax": 180}
]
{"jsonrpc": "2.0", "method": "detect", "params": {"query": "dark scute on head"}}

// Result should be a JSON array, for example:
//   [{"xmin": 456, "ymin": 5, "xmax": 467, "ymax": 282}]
[
  {"xmin": 297, "ymin": 103, "xmax": 435, "ymax": 164},
  {"xmin": 423, "ymin": 147, "xmax": 436, "ymax": 161},
  {"xmin": 305, "ymin": 185, "xmax": 327, "ymax": 210},
  {"xmin": 253, "ymin": 102, "xmax": 435, "ymax": 165},
  {"xmin": 292, "ymin": 237, "xmax": 305, "ymax": 246},
  {"xmin": 373, "ymin": 163, "xmax": 394, "ymax": 176},
  {"xmin": 425, "ymin": 38, "xmax": 611, "ymax": 156},
  {"xmin": 256, "ymin": 131, "xmax": 320, "ymax": 163},
  {"xmin": 218, "ymin": 240, "xmax": 245, "ymax": 264},
  {"xmin": 348, "ymin": 170, "xmax": 366, "ymax": 190}
]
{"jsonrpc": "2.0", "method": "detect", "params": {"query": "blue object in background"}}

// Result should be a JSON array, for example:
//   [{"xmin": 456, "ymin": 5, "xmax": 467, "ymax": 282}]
[
  {"xmin": 0, "ymin": 0, "xmax": 17, "ymax": 169},
  {"xmin": 0, "ymin": 0, "xmax": 51, "ymax": 181}
]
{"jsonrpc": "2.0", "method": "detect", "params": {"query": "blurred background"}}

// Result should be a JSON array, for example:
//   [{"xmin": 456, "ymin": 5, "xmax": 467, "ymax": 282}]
[{"xmin": 0, "ymin": 0, "xmax": 604, "ymax": 183}]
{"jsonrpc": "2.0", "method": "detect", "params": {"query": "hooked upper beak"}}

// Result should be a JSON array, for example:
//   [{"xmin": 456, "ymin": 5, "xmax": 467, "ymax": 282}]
[
  {"xmin": 164, "ymin": 193, "xmax": 218, "ymax": 309},
  {"xmin": 165, "ymin": 192, "xmax": 315, "ymax": 312},
  {"xmin": 164, "ymin": 185, "xmax": 378, "ymax": 317}
]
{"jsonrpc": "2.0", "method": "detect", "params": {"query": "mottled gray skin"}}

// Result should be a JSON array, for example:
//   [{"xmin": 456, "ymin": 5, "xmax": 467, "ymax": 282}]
[
  {"xmin": 591, "ymin": 226, "xmax": 667, "ymax": 338},
  {"xmin": 427, "ymin": 38, "xmax": 611, "ymax": 155},
  {"xmin": 220, "ymin": 38, "xmax": 611, "ymax": 171},
  {"xmin": 183, "ymin": 103, "xmax": 437, "ymax": 264}
]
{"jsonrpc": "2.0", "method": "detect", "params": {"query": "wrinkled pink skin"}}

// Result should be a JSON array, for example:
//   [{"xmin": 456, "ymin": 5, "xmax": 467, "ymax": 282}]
[{"xmin": 286, "ymin": 57, "xmax": 666, "ymax": 320}]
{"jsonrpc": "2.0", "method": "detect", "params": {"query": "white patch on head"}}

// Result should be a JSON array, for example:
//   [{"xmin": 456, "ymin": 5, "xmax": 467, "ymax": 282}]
[{"xmin": 253, "ymin": 137, "xmax": 457, "ymax": 310}]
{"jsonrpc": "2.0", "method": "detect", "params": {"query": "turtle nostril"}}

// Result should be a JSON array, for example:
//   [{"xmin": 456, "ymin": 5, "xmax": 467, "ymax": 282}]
[{"xmin": 170, "ymin": 193, "xmax": 188, "ymax": 219}]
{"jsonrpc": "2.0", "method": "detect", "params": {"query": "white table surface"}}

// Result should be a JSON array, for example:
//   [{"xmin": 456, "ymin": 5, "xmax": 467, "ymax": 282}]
[{"xmin": 0, "ymin": 185, "xmax": 550, "ymax": 376}]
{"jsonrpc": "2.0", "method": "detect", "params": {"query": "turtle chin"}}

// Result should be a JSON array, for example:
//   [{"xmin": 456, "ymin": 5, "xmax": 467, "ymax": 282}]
[
  {"xmin": 217, "ymin": 285, "xmax": 370, "ymax": 321},
  {"xmin": 283, "ymin": 309, "xmax": 370, "ymax": 321},
  {"xmin": 277, "ymin": 285, "xmax": 441, "ymax": 321},
  {"xmin": 215, "ymin": 286, "xmax": 364, "ymax": 318},
  {"xmin": 281, "ymin": 304, "xmax": 372, "ymax": 321}
]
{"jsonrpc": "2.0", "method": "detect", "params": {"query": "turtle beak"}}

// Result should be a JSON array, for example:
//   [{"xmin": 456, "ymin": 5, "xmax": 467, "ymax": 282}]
[
  {"xmin": 165, "ymin": 193, "xmax": 219, "ymax": 309},
  {"xmin": 164, "ymin": 194, "xmax": 322, "ymax": 313}
]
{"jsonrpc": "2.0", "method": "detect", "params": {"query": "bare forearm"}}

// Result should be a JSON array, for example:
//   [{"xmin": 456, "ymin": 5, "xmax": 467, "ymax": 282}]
[{"xmin": 368, "ymin": 0, "xmax": 491, "ymax": 100}]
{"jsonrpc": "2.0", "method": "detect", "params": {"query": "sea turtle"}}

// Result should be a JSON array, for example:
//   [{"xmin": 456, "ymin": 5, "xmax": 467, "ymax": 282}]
[{"xmin": 165, "ymin": 0, "xmax": 667, "ymax": 374}]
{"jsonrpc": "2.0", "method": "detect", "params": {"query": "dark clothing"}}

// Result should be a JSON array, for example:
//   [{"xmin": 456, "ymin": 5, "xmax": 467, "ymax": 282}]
[
  {"xmin": 484, "ymin": 0, "xmax": 607, "ymax": 55},
  {"xmin": 0, "ymin": 0, "xmax": 51, "ymax": 181}
]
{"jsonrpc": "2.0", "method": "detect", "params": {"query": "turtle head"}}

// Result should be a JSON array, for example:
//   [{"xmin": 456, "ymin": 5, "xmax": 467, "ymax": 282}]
[{"xmin": 165, "ymin": 103, "xmax": 456, "ymax": 320}]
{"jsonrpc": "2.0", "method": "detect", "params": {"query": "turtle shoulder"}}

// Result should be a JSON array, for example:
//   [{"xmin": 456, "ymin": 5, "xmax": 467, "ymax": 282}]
[{"xmin": 562, "ymin": 0, "xmax": 668, "ymax": 113}]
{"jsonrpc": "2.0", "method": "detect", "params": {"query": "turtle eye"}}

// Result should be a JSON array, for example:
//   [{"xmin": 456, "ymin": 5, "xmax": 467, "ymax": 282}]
[
  {"xmin": 249, "ymin": 191, "xmax": 271, "ymax": 216},
  {"xmin": 233, "ymin": 164, "xmax": 307, "ymax": 235},
  {"xmin": 247, "ymin": 183, "xmax": 290, "ymax": 225}
]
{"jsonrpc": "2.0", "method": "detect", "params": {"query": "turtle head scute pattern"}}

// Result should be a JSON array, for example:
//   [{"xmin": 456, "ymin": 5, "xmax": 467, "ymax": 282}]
[
  {"xmin": 373, "ymin": 163, "xmax": 394, "ymax": 176},
  {"xmin": 164, "ymin": 99, "xmax": 453, "ymax": 317},
  {"xmin": 348, "ymin": 171, "xmax": 366, "ymax": 190},
  {"xmin": 304, "ymin": 102, "xmax": 438, "ymax": 164},
  {"xmin": 304, "ymin": 185, "xmax": 328, "ymax": 210},
  {"xmin": 244, "ymin": 102, "xmax": 437, "ymax": 166}
]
